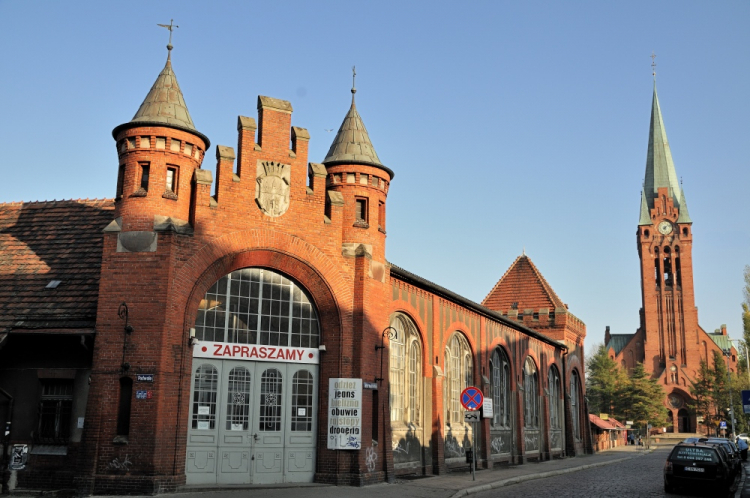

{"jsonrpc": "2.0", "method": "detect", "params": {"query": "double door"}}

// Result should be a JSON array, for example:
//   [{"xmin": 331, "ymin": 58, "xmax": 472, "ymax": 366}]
[{"xmin": 185, "ymin": 359, "xmax": 318, "ymax": 485}]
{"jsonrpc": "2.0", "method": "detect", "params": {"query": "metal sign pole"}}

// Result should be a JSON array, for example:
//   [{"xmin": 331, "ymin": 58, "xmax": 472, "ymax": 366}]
[{"xmin": 472, "ymin": 421, "xmax": 476, "ymax": 481}]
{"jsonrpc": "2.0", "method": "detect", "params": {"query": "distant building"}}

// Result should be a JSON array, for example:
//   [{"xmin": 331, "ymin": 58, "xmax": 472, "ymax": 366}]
[
  {"xmin": 605, "ymin": 85, "xmax": 737, "ymax": 434},
  {"xmin": 0, "ymin": 45, "xmax": 590, "ymax": 494}
]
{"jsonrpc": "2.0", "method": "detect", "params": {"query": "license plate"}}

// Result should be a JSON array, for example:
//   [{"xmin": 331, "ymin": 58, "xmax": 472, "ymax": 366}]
[{"xmin": 684, "ymin": 466, "xmax": 705, "ymax": 473}]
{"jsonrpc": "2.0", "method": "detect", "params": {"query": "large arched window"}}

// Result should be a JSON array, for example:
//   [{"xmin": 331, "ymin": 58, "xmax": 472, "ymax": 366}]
[
  {"xmin": 490, "ymin": 348, "xmax": 511, "ymax": 428},
  {"xmin": 444, "ymin": 333, "xmax": 473, "ymax": 425},
  {"xmin": 194, "ymin": 268, "xmax": 319, "ymax": 348},
  {"xmin": 523, "ymin": 357, "xmax": 539, "ymax": 429},
  {"xmin": 389, "ymin": 314, "xmax": 422, "ymax": 425},
  {"xmin": 571, "ymin": 370, "xmax": 582, "ymax": 440},
  {"xmin": 548, "ymin": 366, "xmax": 561, "ymax": 430}
]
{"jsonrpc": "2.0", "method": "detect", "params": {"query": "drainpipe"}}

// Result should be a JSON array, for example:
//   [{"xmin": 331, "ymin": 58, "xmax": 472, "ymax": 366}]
[{"xmin": 0, "ymin": 387, "xmax": 13, "ymax": 493}]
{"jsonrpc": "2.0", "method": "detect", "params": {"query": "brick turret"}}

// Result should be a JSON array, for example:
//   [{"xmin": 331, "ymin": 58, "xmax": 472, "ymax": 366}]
[{"xmin": 111, "ymin": 48, "xmax": 209, "ymax": 233}]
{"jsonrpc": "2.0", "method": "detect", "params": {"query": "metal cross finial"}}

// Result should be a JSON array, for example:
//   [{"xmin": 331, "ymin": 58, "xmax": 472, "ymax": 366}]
[
  {"xmin": 351, "ymin": 65, "xmax": 357, "ymax": 97},
  {"xmin": 158, "ymin": 19, "xmax": 179, "ymax": 53},
  {"xmin": 651, "ymin": 51, "xmax": 657, "ymax": 81}
]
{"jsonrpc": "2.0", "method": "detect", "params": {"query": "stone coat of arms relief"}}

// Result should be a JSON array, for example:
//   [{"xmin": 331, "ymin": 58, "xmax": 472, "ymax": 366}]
[{"xmin": 255, "ymin": 160, "xmax": 291, "ymax": 217}]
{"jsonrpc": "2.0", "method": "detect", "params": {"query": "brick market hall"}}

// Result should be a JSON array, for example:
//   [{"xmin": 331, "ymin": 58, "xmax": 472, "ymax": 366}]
[{"xmin": 0, "ymin": 38, "xmax": 727, "ymax": 494}]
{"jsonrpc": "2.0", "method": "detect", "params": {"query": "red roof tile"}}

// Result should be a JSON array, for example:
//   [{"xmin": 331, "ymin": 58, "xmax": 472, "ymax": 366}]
[
  {"xmin": 481, "ymin": 255, "xmax": 565, "ymax": 313},
  {"xmin": 0, "ymin": 199, "xmax": 114, "ymax": 331}
]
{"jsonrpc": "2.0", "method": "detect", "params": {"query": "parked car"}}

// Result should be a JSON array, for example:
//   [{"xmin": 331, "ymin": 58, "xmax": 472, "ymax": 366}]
[
  {"xmin": 664, "ymin": 442, "xmax": 733, "ymax": 494},
  {"xmin": 702, "ymin": 438, "xmax": 741, "ymax": 477}
]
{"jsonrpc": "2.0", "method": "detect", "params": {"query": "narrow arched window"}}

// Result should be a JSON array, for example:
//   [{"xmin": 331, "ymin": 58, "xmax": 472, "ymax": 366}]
[
  {"xmin": 389, "ymin": 313, "xmax": 423, "ymax": 426},
  {"xmin": 491, "ymin": 348, "xmax": 511, "ymax": 427},
  {"xmin": 523, "ymin": 357, "xmax": 539, "ymax": 429},
  {"xmin": 571, "ymin": 370, "xmax": 582, "ymax": 440},
  {"xmin": 445, "ymin": 333, "xmax": 472, "ymax": 426},
  {"xmin": 548, "ymin": 366, "xmax": 561, "ymax": 430}
]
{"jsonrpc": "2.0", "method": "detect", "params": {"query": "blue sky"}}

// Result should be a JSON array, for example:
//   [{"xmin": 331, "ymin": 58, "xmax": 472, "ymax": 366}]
[{"xmin": 0, "ymin": 1, "xmax": 748, "ymax": 349}]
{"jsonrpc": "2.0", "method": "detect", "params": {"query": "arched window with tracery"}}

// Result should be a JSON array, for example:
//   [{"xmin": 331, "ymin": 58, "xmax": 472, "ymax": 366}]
[
  {"xmin": 523, "ymin": 357, "xmax": 540, "ymax": 452},
  {"xmin": 548, "ymin": 365, "xmax": 563, "ymax": 450},
  {"xmin": 490, "ymin": 348, "xmax": 511, "ymax": 428},
  {"xmin": 444, "ymin": 333, "xmax": 472, "ymax": 426},
  {"xmin": 389, "ymin": 313, "xmax": 422, "ymax": 426}
]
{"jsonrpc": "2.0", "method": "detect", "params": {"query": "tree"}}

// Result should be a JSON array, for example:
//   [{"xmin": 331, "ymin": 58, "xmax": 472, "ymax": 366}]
[
  {"xmin": 585, "ymin": 344, "xmax": 627, "ymax": 417},
  {"xmin": 743, "ymin": 266, "xmax": 750, "ymax": 360},
  {"xmin": 619, "ymin": 363, "xmax": 666, "ymax": 430},
  {"xmin": 689, "ymin": 358, "xmax": 714, "ymax": 429}
]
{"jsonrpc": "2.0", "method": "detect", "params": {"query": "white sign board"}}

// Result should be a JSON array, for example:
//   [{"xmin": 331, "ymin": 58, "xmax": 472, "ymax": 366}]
[
  {"xmin": 193, "ymin": 341, "xmax": 319, "ymax": 364},
  {"xmin": 464, "ymin": 411, "xmax": 480, "ymax": 423},
  {"xmin": 482, "ymin": 398, "xmax": 493, "ymax": 419},
  {"xmin": 327, "ymin": 378, "xmax": 362, "ymax": 450}
]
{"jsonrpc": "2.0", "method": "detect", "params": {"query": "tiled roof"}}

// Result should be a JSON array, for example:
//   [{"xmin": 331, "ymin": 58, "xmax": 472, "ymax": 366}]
[
  {"xmin": 606, "ymin": 334, "xmax": 635, "ymax": 356},
  {"xmin": 481, "ymin": 254, "xmax": 565, "ymax": 313},
  {"xmin": 0, "ymin": 199, "xmax": 114, "ymax": 332},
  {"xmin": 589, "ymin": 413, "xmax": 614, "ymax": 430}
]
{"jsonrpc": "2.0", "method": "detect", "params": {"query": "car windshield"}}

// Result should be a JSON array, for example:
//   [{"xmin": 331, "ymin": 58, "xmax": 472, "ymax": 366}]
[{"xmin": 672, "ymin": 446, "xmax": 718, "ymax": 463}]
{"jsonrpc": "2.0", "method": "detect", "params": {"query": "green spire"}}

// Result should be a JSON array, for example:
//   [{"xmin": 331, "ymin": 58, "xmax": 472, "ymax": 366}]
[
  {"xmin": 676, "ymin": 187, "xmax": 692, "ymax": 224},
  {"xmin": 638, "ymin": 189, "xmax": 651, "ymax": 225},
  {"xmin": 642, "ymin": 84, "xmax": 687, "ymax": 221}
]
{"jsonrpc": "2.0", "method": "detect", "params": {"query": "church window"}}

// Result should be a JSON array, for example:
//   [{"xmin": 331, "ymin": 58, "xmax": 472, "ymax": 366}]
[
  {"xmin": 171, "ymin": 139, "xmax": 181, "ymax": 152},
  {"xmin": 644, "ymin": 229, "xmax": 650, "ymax": 238},
  {"xmin": 571, "ymin": 370, "xmax": 582, "ymax": 440},
  {"xmin": 140, "ymin": 136, "xmax": 150, "ymax": 148},
  {"xmin": 166, "ymin": 166, "xmax": 178, "ymax": 194},
  {"xmin": 355, "ymin": 198, "xmax": 368, "ymax": 223},
  {"xmin": 675, "ymin": 257, "xmax": 682, "ymax": 286},
  {"xmin": 682, "ymin": 228, "xmax": 688, "ymax": 236},
  {"xmin": 140, "ymin": 163, "xmax": 150, "ymax": 191},
  {"xmin": 184, "ymin": 143, "xmax": 193, "ymax": 156},
  {"xmin": 156, "ymin": 137, "xmax": 166, "ymax": 149}
]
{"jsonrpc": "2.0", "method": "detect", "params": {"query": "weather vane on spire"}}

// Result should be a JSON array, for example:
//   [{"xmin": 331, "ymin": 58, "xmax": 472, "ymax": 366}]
[
  {"xmin": 651, "ymin": 51, "xmax": 657, "ymax": 81},
  {"xmin": 351, "ymin": 66, "xmax": 357, "ymax": 95},
  {"xmin": 158, "ymin": 19, "xmax": 179, "ymax": 54}
]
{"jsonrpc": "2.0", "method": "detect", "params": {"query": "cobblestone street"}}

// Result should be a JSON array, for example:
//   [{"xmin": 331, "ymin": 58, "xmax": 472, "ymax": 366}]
[{"xmin": 473, "ymin": 448, "xmax": 735, "ymax": 498}]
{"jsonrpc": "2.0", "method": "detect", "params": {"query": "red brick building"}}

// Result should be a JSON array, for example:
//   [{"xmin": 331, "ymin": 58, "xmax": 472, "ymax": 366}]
[
  {"xmin": 0, "ymin": 47, "xmax": 591, "ymax": 494},
  {"xmin": 605, "ymin": 84, "xmax": 737, "ymax": 434}
]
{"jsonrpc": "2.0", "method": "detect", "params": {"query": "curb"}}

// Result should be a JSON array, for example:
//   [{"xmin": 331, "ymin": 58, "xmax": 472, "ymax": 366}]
[{"xmin": 449, "ymin": 452, "xmax": 649, "ymax": 498}]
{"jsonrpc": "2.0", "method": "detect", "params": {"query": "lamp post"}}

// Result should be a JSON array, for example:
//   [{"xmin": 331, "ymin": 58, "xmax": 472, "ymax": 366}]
[{"xmin": 723, "ymin": 348, "xmax": 737, "ymax": 438}]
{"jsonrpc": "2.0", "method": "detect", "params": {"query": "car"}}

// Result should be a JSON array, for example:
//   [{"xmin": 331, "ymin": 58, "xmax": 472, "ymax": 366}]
[
  {"xmin": 664, "ymin": 442, "xmax": 732, "ymax": 494},
  {"xmin": 702, "ymin": 438, "xmax": 741, "ymax": 477}
]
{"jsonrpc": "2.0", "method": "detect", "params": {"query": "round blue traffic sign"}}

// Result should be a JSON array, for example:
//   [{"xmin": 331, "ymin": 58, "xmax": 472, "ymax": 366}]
[{"xmin": 461, "ymin": 387, "xmax": 483, "ymax": 411}]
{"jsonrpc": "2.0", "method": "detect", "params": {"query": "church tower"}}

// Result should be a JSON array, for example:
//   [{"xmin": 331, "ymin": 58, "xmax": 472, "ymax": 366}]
[{"xmin": 636, "ymin": 83, "xmax": 698, "ymax": 376}]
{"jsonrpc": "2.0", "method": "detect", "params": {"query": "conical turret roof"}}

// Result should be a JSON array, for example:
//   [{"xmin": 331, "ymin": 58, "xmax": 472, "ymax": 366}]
[
  {"xmin": 112, "ymin": 51, "xmax": 210, "ymax": 147},
  {"xmin": 641, "ymin": 84, "xmax": 686, "ymax": 221},
  {"xmin": 323, "ymin": 88, "xmax": 393, "ymax": 179}
]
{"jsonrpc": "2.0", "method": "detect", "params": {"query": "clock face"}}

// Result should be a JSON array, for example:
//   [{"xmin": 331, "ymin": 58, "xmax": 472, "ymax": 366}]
[{"xmin": 658, "ymin": 221, "xmax": 673, "ymax": 235}]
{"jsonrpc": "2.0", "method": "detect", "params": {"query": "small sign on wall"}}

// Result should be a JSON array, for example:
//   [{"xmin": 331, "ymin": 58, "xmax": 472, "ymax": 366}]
[
  {"xmin": 135, "ymin": 390, "xmax": 153, "ymax": 400},
  {"xmin": 137, "ymin": 374, "xmax": 154, "ymax": 382}
]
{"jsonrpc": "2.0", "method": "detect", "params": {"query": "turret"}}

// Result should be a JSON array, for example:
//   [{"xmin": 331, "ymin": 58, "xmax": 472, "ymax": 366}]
[
  {"xmin": 322, "ymin": 74, "xmax": 393, "ymax": 262},
  {"xmin": 111, "ymin": 45, "xmax": 209, "ymax": 232}
]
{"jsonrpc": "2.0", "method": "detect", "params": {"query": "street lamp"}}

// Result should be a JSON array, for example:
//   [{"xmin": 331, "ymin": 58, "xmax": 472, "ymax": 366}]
[{"xmin": 722, "ymin": 348, "xmax": 737, "ymax": 438}]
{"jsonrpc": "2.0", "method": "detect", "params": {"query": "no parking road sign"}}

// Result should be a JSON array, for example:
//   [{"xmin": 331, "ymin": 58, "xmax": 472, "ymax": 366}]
[{"xmin": 461, "ymin": 387, "xmax": 484, "ymax": 411}]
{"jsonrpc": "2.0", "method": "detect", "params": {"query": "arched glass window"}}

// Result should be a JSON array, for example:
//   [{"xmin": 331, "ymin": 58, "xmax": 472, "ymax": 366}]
[
  {"xmin": 445, "ymin": 333, "xmax": 472, "ymax": 425},
  {"xmin": 571, "ymin": 370, "xmax": 582, "ymax": 440},
  {"xmin": 194, "ymin": 268, "xmax": 319, "ymax": 347},
  {"xmin": 259, "ymin": 368, "xmax": 282, "ymax": 431},
  {"xmin": 523, "ymin": 357, "xmax": 539, "ymax": 429},
  {"xmin": 490, "ymin": 348, "xmax": 511, "ymax": 427},
  {"xmin": 225, "ymin": 366, "xmax": 251, "ymax": 430},
  {"xmin": 548, "ymin": 366, "xmax": 561, "ymax": 430},
  {"xmin": 389, "ymin": 314, "xmax": 422, "ymax": 425},
  {"xmin": 291, "ymin": 370, "xmax": 314, "ymax": 431},
  {"xmin": 192, "ymin": 364, "xmax": 218, "ymax": 430}
]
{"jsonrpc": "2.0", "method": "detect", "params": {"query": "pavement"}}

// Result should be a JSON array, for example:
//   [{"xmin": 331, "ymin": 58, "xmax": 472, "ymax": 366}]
[
  {"xmin": 172, "ymin": 445, "xmax": 652, "ymax": 498},
  {"xmin": 8, "ymin": 445, "xmax": 657, "ymax": 498}
]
